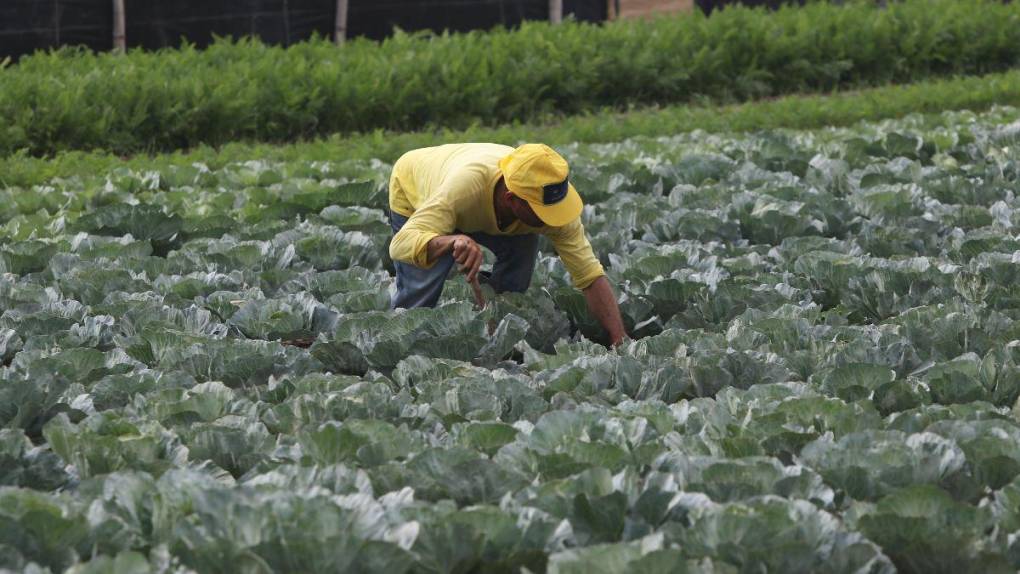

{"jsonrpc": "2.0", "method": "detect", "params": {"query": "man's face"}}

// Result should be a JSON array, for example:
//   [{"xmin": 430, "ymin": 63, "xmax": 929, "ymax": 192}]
[{"xmin": 506, "ymin": 192, "xmax": 546, "ymax": 228}]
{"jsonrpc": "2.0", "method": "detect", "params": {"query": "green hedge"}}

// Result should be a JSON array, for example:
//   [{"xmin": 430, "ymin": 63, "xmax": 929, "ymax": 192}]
[
  {"xmin": 6, "ymin": 69, "xmax": 1020, "ymax": 190},
  {"xmin": 2, "ymin": 0, "xmax": 1019, "ymax": 156}
]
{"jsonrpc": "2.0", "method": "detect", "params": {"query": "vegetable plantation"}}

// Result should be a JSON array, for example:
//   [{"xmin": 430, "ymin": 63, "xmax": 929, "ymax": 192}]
[{"xmin": 4, "ymin": 106, "xmax": 1020, "ymax": 573}]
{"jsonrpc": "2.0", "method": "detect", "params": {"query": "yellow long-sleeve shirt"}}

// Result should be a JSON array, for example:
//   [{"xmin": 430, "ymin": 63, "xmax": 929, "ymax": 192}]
[{"xmin": 388, "ymin": 143, "xmax": 606, "ymax": 290}]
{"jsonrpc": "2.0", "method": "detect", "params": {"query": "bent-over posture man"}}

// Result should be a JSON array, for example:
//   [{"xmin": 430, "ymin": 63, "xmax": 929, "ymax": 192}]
[{"xmin": 387, "ymin": 142, "xmax": 628, "ymax": 346}]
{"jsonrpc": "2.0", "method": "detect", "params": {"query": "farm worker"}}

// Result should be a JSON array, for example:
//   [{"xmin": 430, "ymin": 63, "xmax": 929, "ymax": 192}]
[{"xmin": 387, "ymin": 142, "xmax": 628, "ymax": 347}]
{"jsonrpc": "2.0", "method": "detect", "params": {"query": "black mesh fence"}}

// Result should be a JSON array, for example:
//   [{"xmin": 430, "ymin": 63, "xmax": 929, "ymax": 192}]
[
  {"xmin": 694, "ymin": 0, "xmax": 806, "ymax": 14},
  {"xmin": 0, "ymin": 0, "xmax": 112, "ymax": 59},
  {"xmin": 1, "ymin": 0, "xmax": 607, "ymax": 59}
]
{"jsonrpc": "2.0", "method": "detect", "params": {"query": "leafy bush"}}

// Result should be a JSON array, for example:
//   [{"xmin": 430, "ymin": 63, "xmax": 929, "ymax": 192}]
[{"xmin": 2, "ymin": 0, "xmax": 1020, "ymax": 155}]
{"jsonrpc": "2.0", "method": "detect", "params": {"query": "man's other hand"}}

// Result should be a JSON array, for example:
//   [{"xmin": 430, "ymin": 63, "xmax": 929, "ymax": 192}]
[{"xmin": 582, "ymin": 276, "xmax": 628, "ymax": 347}]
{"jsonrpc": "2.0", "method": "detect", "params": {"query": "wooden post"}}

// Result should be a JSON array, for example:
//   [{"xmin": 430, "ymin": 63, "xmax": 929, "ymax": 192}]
[
  {"xmin": 112, "ymin": 0, "xmax": 126, "ymax": 52},
  {"xmin": 549, "ymin": 0, "xmax": 563, "ymax": 24},
  {"xmin": 335, "ymin": 0, "xmax": 348, "ymax": 45}
]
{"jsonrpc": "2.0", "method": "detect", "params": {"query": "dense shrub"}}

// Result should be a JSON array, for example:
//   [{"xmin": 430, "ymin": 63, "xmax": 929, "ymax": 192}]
[{"xmin": 2, "ymin": 0, "xmax": 1019, "ymax": 155}]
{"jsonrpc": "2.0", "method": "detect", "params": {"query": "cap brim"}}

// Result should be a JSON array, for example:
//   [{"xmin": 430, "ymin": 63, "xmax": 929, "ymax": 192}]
[{"xmin": 528, "ymin": 183, "xmax": 583, "ymax": 227}]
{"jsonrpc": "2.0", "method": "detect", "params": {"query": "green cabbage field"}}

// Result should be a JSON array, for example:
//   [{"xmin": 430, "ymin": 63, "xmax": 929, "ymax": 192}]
[{"xmin": 4, "ymin": 106, "xmax": 1020, "ymax": 573}]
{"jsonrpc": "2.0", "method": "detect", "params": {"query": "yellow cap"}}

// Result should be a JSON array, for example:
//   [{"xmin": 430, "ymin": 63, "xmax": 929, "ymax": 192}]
[{"xmin": 498, "ymin": 143, "xmax": 583, "ymax": 227}]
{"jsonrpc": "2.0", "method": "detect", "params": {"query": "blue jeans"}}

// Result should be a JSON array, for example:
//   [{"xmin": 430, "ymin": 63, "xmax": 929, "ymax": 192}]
[{"xmin": 389, "ymin": 211, "xmax": 539, "ymax": 308}]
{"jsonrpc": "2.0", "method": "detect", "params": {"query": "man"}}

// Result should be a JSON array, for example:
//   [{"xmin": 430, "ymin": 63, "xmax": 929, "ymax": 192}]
[{"xmin": 387, "ymin": 142, "xmax": 627, "ymax": 347}]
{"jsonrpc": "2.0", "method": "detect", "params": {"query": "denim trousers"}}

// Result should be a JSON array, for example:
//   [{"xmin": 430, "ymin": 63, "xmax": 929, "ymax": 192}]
[{"xmin": 389, "ymin": 211, "xmax": 539, "ymax": 309}]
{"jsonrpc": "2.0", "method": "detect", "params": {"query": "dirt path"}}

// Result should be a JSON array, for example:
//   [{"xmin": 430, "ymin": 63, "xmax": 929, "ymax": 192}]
[{"xmin": 616, "ymin": 0, "xmax": 694, "ymax": 18}]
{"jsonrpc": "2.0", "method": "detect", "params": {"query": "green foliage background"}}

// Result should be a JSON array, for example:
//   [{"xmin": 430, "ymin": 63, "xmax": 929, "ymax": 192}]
[
  {"xmin": 2, "ymin": 0, "xmax": 1019, "ymax": 155},
  {"xmin": 5, "ymin": 68, "xmax": 1020, "ymax": 191}
]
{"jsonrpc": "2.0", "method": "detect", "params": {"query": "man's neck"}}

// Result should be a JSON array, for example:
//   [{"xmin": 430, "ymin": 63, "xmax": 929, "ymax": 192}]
[{"xmin": 493, "ymin": 183, "xmax": 515, "ymax": 230}]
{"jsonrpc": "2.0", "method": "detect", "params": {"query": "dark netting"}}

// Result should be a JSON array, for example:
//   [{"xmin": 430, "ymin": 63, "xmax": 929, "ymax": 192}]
[
  {"xmin": 350, "ymin": 0, "xmax": 542, "ymax": 39},
  {"xmin": 1, "ymin": 0, "xmax": 607, "ymax": 59},
  {"xmin": 126, "ymin": 0, "xmax": 322, "ymax": 50},
  {"xmin": 0, "ymin": 0, "xmax": 111, "ymax": 60},
  {"xmin": 564, "ymin": 0, "xmax": 607, "ymax": 22},
  {"xmin": 694, "ymin": 0, "xmax": 807, "ymax": 15},
  {"xmin": 348, "ymin": 0, "xmax": 604, "ymax": 39}
]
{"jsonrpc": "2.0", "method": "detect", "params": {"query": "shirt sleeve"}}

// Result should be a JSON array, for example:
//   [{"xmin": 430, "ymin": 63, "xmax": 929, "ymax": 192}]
[
  {"xmin": 389, "ymin": 166, "xmax": 489, "ymax": 268},
  {"xmin": 388, "ymin": 195, "xmax": 455, "ymax": 268},
  {"xmin": 543, "ymin": 218, "xmax": 606, "ymax": 290}
]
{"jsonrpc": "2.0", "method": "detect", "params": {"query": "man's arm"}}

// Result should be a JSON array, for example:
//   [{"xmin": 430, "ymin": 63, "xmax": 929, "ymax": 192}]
[
  {"xmin": 543, "ymin": 219, "xmax": 627, "ymax": 346},
  {"xmin": 389, "ymin": 198, "xmax": 455, "ymax": 268},
  {"xmin": 583, "ymin": 276, "xmax": 627, "ymax": 347},
  {"xmin": 390, "ymin": 170, "xmax": 488, "ymax": 272}
]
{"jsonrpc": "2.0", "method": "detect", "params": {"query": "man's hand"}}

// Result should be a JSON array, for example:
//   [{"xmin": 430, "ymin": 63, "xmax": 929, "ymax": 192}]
[
  {"xmin": 451, "ymin": 235, "xmax": 482, "ymax": 283},
  {"xmin": 426, "ymin": 234, "xmax": 483, "ymax": 283},
  {"xmin": 583, "ymin": 276, "xmax": 628, "ymax": 347}
]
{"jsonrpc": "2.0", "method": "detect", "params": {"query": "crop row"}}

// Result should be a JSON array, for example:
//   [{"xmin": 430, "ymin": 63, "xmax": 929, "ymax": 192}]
[
  {"xmin": 3, "ymin": 108, "xmax": 1020, "ymax": 571},
  {"xmin": 6, "ymin": 69, "xmax": 1020, "ymax": 193}
]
